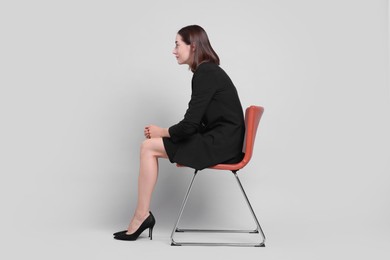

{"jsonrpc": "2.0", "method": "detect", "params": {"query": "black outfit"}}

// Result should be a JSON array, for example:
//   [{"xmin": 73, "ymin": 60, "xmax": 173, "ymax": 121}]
[{"xmin": 163, "ymin": 62, "xmax": 245, "ymax": 170}]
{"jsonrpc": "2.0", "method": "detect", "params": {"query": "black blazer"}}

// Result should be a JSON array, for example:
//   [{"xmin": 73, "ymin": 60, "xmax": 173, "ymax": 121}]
[{"xmin": 163, "ymin": 62, "xmax": 245, "ymax": 170}]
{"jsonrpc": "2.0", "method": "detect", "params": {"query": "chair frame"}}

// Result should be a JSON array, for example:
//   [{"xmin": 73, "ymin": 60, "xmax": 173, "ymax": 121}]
[{"xmin": 170, "ymin": 106, "xmax": 266, "ymax": 247}]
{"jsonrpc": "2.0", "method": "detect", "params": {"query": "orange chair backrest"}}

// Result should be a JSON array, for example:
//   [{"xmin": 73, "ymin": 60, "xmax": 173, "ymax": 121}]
[
  {"xmin": 209, "ymin": 105, "xmax": 264, "ymax": 171},
  {"xmin": 240, "ymin": 105, "xmax": 264, "ymax": 167}
]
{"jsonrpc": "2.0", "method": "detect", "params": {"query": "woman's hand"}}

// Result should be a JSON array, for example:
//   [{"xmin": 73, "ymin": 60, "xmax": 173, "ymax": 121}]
[{"xmin": 144, "ymin": 125, "xmax": 170, "ymax": 139}]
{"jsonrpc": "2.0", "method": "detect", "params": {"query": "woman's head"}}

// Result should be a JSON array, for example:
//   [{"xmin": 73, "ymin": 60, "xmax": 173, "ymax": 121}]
[{"xmin": 173, "ymin": 25, "xmax": 220, "ymax": 72}]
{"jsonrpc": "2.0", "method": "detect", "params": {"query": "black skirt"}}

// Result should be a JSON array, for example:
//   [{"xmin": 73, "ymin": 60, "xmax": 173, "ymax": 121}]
[{"xmin": 163, "ymin": 134, "xmax": 244, "ymax": 171}]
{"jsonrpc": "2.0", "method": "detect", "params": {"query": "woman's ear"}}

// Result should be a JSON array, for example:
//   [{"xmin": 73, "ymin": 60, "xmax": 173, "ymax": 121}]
[{"xmin": 191, "ymin": 43, "xmax": 196, "ymax": 52}]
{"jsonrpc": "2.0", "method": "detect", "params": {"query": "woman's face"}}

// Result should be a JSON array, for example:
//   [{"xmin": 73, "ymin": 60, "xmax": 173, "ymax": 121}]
[{"xmin": 173, "ymin": 34, "xmax": 193, "ymax": 65}]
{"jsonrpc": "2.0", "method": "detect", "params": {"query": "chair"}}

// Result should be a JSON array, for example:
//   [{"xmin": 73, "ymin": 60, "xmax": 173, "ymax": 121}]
[{"xmin": 170, "ymin": 105, "xmax": 266, "ymax": 247}]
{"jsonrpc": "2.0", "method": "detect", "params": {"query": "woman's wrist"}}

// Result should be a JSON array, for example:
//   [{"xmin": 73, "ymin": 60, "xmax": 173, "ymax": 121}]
[{"xmin": 163, "ymin": 128, "xmax": 170, "ymax": 138}]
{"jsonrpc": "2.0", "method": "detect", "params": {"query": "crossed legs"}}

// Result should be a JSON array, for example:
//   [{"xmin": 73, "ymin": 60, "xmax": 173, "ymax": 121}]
[{"xmin": 126, "ymin": 138, "xmax": 168, "ymax": 234}]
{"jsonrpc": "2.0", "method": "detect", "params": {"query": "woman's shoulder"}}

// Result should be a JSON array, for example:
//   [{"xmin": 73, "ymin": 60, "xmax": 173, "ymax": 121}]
[
  {"xmin": 195, "ymin": 61, "xmax": 220, "ymax": 73},
  {"xmin": 193, "ymin": 62, "xmax": 223, "ymax": 79}
]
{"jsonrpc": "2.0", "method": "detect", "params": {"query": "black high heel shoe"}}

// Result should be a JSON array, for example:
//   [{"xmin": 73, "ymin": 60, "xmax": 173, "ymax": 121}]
[
  {"xmin": 113, "ymin": 212, "xmax": 155, "ymax": 236},
  {"xmin": 114, "ymin": 212, "xmax": 155, "ymax": 241}
]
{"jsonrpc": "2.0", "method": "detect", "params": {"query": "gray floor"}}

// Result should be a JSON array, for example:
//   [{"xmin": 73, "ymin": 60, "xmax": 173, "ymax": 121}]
[{"xmin": 4, "ymin": 224, "xmax": 389, "ymax": 260}]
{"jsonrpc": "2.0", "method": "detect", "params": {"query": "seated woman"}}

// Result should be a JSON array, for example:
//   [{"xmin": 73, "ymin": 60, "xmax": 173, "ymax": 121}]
[{"xmin": 114, "ymin": 25, "xmax": 245, "ymax": 241}]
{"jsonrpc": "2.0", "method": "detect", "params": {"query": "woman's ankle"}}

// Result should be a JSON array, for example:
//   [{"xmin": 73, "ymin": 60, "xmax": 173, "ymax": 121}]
[{"xmin": 134, "ymin": 210, "xmax": 150, "ymax": 221}]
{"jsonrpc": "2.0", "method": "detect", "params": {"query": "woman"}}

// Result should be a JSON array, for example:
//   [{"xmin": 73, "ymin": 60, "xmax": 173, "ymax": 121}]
[{"xmin": 114, "ymin": 25, "xmax": 245, "ymax": 241}]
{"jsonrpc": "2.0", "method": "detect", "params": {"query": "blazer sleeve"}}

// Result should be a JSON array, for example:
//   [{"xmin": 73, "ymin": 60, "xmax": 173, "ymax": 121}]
[{"xmin": 168, "ymin": 69, "xmax": 217, "ymax": 143}]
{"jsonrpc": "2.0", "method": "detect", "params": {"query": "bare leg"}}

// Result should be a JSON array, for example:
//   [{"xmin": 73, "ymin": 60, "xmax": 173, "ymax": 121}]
[{"xmin": 126, "ymin": 138, "xmax": 168, "ymax": 234}]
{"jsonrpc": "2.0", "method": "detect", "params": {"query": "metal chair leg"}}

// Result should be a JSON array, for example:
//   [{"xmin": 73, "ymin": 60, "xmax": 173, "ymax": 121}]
[
  {"xmin": 233, "ymin": 172, "xmax": 266, "ymax": 246},
  {"xmin": 170, "ymin": 170, "xmax": 198, "ymax": 246},
  {"xmin": 170, "ymin": 170, "xmax": 266, "ymax": 247}
]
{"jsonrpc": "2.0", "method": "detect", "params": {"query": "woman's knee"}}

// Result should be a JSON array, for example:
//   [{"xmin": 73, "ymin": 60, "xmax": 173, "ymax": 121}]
[
  {"xmin": 140, "ymin": 138, "xmax": 167, "ymax": 158},
  {"xmin": 140, "ymin": 139, "xmax": 152, "ymax": 155}
]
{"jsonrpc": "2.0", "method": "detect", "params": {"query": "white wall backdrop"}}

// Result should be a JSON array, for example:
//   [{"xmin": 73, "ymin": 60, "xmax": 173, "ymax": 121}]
[{"xmin": 0, "ymin": 0, "xmax": 389, "ymax": 259}]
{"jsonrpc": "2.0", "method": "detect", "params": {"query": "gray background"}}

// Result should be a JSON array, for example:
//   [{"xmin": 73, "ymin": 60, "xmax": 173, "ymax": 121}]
[{"xmin": 1, "ymin": 0, "xmax": 389, "ymax": 259}]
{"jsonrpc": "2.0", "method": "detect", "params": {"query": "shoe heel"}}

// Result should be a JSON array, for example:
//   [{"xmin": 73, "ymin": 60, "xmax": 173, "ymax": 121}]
[{"xmin": 149, "ymin": 227, "xmax": 154, "ymax": 240}]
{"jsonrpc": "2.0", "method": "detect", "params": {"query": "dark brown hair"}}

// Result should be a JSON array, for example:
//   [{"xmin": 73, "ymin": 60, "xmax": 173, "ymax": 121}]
[{"xmin": 178, "ymin": 25, "xmax": 220, "ymax": 72}]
